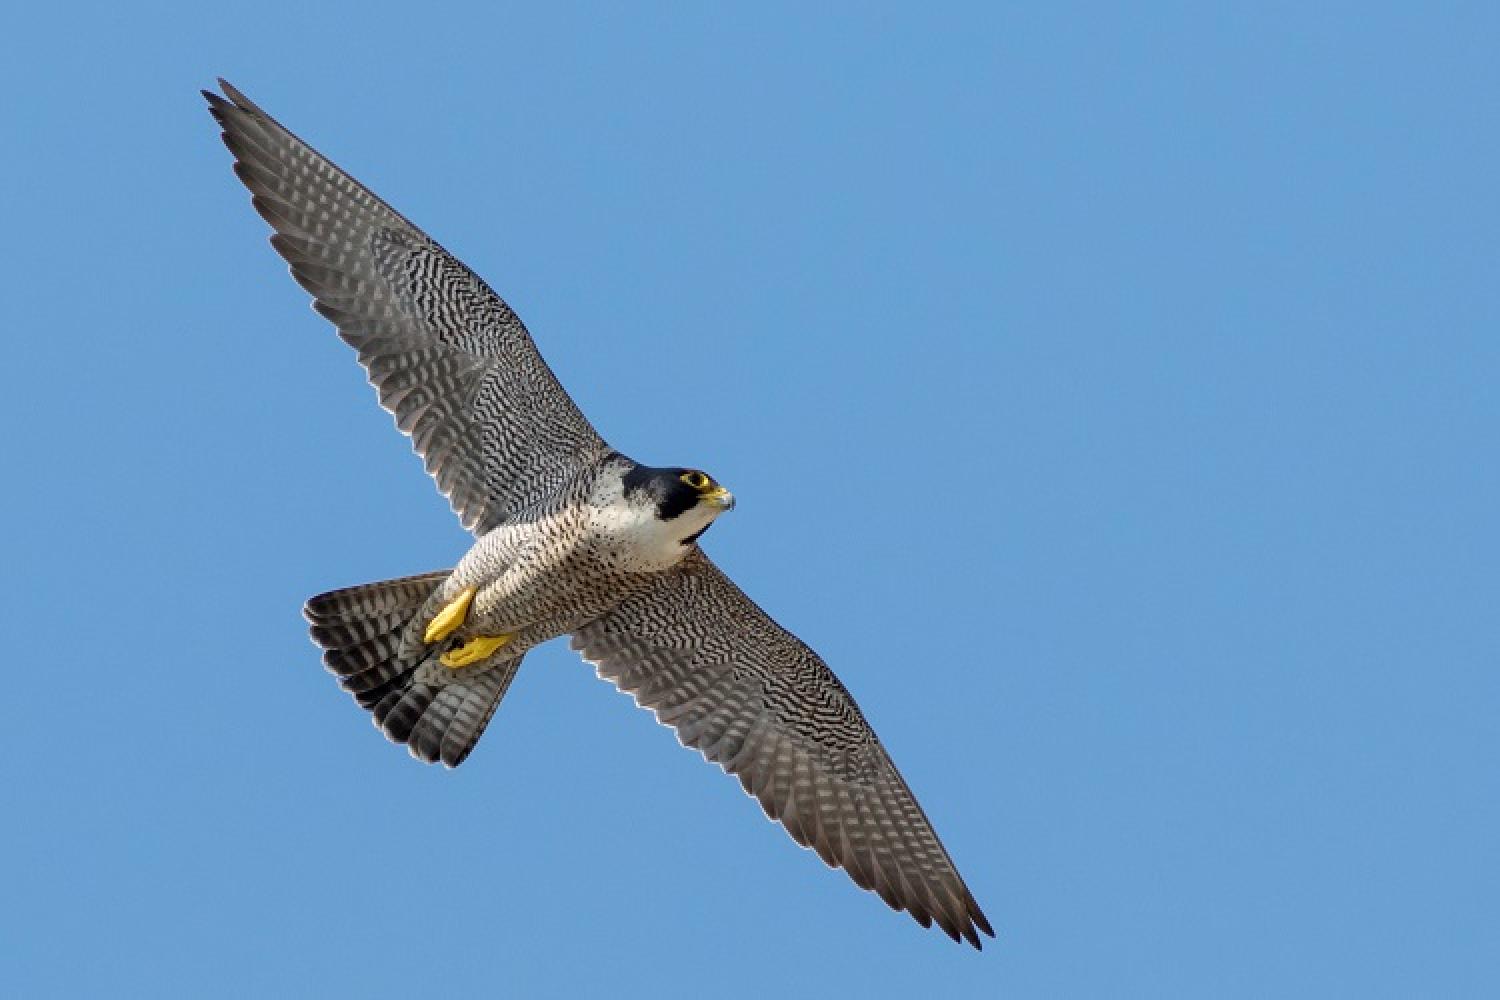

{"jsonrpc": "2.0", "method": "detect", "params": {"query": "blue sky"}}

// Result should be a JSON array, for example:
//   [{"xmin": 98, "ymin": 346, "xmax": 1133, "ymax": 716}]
[{"xmin": 2, "ymin": 3, "xmax": 1495, "ymax": 996}]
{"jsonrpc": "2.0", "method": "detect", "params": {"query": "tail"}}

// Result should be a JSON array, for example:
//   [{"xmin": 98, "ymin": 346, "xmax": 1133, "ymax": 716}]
[{"xmin": 303, "ymin": 572, "xmax": 523, "ymax": 768}]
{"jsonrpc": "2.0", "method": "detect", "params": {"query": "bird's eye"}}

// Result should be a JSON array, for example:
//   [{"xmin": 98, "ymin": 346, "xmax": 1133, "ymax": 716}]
[{"xmin": 680, "ymin": 471, "xmax": 710, "ymax": 490}]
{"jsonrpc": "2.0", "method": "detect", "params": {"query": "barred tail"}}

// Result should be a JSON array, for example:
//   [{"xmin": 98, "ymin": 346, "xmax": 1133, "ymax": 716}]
[{"xmin": 303, "ymin": 572, "xmax": 521, "ymax": 768}]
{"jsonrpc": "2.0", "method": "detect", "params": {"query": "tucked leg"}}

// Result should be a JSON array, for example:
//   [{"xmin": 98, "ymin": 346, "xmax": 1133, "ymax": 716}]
[
  {"xmin": 424, "ymin": 585, "xmax": 478, "ymax": 643},
  {"xmin": 441, "ymin": 633, "xmax": 516, "ymax": 668}
]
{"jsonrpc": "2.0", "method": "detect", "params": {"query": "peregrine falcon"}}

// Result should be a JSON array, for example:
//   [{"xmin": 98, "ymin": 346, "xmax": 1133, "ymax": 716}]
[{"xmin": 205, "ymin": 80, "xmax": 993, "ymax": 949}]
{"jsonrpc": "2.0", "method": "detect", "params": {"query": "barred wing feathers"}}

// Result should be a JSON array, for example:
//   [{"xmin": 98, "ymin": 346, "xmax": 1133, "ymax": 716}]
[
  {"xmin": 205, "ymin": 80, "xmax": 609, "ymax": 534},
  {"xmin": 571, "ymin": 549, "xmax": 993, "ymax": 948}
]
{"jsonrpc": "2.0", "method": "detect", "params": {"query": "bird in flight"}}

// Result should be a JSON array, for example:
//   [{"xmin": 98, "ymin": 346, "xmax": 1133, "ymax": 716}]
[{"xmin": 205, "ymin": 80, "xmax": 992, "ymax": 948}]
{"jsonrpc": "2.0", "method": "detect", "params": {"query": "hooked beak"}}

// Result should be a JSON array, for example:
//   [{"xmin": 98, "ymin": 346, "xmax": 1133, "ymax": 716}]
[{"xmin": 703, "ymin": 486, "xmax": 736, "ymax": 511}]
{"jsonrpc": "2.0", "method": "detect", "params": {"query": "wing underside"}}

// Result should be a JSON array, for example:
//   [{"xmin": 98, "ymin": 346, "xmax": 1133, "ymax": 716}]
[
  {"xmin": 205, "ymin": 80, "xmax": 610, "ymax": 533},
  {"xmin": 572, "ymin": 548, "xmax": 993, "ymax": 948}
]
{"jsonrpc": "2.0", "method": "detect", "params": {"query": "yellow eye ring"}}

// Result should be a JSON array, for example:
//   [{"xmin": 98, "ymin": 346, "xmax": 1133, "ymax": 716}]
[{"xmin": 680, "ymin": 471, "xmax": 710, "ymax": 490}]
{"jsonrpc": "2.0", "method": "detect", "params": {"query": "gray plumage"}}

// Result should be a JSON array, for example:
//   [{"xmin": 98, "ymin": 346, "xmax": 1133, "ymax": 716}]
[
  {"xmin": 206, "ymin": 80, "xmax": 992, "ymax": 948},
  {"xmin": 306, "ymin": 572, "xmax": 521, "ymax": 767},
  {"xmin": 208, "ymin": 81, "xmax": 607, "ymax": 533},
  {"xmin": 574, "ymin": 549, "xmax": 992, "ymax": 946}
]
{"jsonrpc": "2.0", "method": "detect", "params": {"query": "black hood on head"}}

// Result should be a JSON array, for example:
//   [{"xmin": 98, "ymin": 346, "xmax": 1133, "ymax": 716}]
[{"xmin": 621, "ymin": 463, "xmax": 700, "ymax": 521}]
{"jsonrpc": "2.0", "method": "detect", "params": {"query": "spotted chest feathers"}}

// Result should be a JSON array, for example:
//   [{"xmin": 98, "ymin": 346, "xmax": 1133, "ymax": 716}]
[{"xmin": 423, "ymin": 457, "xmax": 732, "ymax": 653}]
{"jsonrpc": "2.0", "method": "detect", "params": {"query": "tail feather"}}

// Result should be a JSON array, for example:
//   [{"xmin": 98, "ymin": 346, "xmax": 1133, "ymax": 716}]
[
  {"xmin": 325, "ymin": 631, "xmax": 410, "ymax": 687},
  {"xmin": 410, "ymin": 667, "xmax": 521, "ymax": 766},
  {"xmin": 304, "ymin": 572, "xmax": 521, "ymax": 767},
  {"xmin": 373, "ymin": 682, "xmax": 438, "ymax": 743},
  {"xmin": 308, "ymin": 612, "xmax": 412, "ymax": 651},
  {"xmin": 305, "ymin": 572, "xmax": 445, "ymax": 621}
]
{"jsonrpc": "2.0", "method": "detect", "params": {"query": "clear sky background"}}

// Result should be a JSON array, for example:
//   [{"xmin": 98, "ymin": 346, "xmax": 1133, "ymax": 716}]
[{"xmin": 2, "ymin": 3, "xmax": 1495, "ymax": 997}]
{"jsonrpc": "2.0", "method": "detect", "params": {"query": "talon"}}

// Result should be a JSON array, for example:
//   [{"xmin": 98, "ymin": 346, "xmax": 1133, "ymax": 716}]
[
  {"xmin": 440, "ymin": 633, "xmax": 515, "ymax": 668},
  {"xmin": 424, "ymin": 585, "xmax": 478, "ymax": 644}
]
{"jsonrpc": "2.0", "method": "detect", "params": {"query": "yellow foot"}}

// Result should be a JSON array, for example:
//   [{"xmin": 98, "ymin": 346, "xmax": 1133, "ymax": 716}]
[
  {"xmin": 440, "ymin": 633, "xmax": 515, "ymax": 668},
  {"xmin": 424, "ymin": 585, "xmax": 478, "ymax": 644}
]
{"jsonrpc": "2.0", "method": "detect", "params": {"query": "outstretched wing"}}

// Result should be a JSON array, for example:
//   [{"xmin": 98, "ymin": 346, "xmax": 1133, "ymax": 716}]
[
  {"xmin": 570, "ymin": 549, "xmax": 994, "ymax": 948},
  {"xmin": 205, "ymin": 80, "xmax": 610, "ymax": 534}
]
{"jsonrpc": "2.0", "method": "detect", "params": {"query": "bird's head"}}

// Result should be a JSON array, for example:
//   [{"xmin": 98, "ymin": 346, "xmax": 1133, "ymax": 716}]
[{"xmin": 621, "ymin": 463, "xmax": 736, "ymax": 547}]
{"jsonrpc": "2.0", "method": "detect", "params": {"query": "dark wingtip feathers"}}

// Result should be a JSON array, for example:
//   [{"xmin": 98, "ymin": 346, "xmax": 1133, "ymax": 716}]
[
  {"xmin": 204, "ymin": 79, "xmax": 255, "ymax": 116},
  {"xmin": 217, "ymin": 78, "xmax": 253, "ymax": 108}
]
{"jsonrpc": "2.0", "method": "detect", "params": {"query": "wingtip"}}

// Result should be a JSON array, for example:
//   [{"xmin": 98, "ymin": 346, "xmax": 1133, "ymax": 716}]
[
  {"xmin": 961, "ymin": 916, "xmax": 992, "ymax": 950},
  {"xmin": 968, "ymin": 894, "xmax": 996, "ymax": 940},
  {"xmin": 202, "ymin": 88, "xmax": 229, "ymax": 120},
  {"xmin": 960, "ymin": 895, "xmax": 995, "ymax": 950},
  {"xmin": 217, "ymin": 77, "xmax": 250, "ymax": 106},
  {"xmin": 916, "ymin": 896, "xmax": 994, "ymax": 950},
  {"xmin": 204, "ymin": 79, "xmax": 260, "ymax": 121}
]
